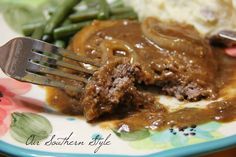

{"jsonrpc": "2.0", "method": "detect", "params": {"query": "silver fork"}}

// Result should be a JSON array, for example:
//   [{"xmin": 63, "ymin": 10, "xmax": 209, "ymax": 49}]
[
  {"xmin": 209, "ymin": 30, "xmax": 236, "ymax": 47},
  {"xmin": 0, "ymin": 37, "xmax": 101, "ymax": 92}
]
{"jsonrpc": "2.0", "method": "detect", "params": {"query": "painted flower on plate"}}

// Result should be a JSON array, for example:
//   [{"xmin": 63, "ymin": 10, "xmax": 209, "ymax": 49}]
[
  {"xmin": 114, "ymin": 122, "xmax": 223, "ymax": 150},
  {"xmin": 0, "ymin": 78, "xmax": 42, "ymax": 137}
]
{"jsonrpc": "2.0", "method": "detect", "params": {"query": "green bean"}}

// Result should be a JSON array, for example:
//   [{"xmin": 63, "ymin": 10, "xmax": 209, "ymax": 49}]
[
  {"xmin": 53, "ymin": 21, "xmax": 92, "ymax": 39},
  {"xmin": 46, "ymin": 7, "xmax": 56, "ymax": 16},
  {"xmin": 22, "ymin": 21, "xmax": 45, "ymax": 36},
  {"xmin": 97, "ymin": 0, "xmax": 110, "ymax": 20},
  {"xmin": 62, "ymin": 19, "xmax": 72, "ymax": 26},
  {"xmin": 110, "ymin": 7, "xmax": 134, "ymax": 15},
  {"xmin": 54, "ymin": 40, "xmax": 66, "ymax": 48},
  {"xmin": 31, "ymin": 25, "xmax": 45, "ymax": 40},
  {"xmin": 70, "ymin": 7, "xmax": 135, "ymax": 23},
  {"xmin": 69, "ymin": 9, "xmax": 99, "ymax": 22},
  {"xmin": 83, "ymin": 0, "xmax": 98, "ymax": 8},
  {"xmin": 43, "ymin": 7, "xmax": 56, "ymax": 20},
  {"xmin": 44, "ymin": 0, "xmax": 81, "ymax": 35},
  {"xmin": 111, "ymin": 11, "xmax": 138, "ymax": 20},
  {"xmin": 110, "ymin": 0, "xmax": 124, "ymax": 8}
]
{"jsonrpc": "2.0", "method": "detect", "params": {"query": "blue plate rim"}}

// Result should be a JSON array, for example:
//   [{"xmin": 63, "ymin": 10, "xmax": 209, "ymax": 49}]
[{"xmin": 1, "ymin": 133, "xmax": 236, "ymax": 157}]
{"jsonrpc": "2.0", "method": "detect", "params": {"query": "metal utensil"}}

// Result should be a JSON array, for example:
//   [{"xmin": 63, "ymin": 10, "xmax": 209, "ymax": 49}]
[
  {"xmin": 209, "ymin": 30, "xmax": 236, "ymax": 47},
  {"xmin": 0, "ymin": 37, "xmax": 100, "ymax": 92}
]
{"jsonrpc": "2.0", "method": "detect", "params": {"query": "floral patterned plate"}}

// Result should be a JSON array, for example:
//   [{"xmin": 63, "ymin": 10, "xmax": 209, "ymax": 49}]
[{"xmin": 1, "ymin": 13, "xmax": 236, "ymax": 157}]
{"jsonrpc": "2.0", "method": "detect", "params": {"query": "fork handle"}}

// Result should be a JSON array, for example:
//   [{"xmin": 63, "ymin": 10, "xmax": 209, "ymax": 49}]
[{"xmin": 0, "ymin": 41, "xmax": 11, "ymax": 69}]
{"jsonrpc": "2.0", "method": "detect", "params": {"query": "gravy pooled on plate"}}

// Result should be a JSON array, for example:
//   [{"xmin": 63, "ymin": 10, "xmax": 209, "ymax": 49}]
[{"xmin": 46, "ymin": 17, "xmax": 236, "ymax": 131}]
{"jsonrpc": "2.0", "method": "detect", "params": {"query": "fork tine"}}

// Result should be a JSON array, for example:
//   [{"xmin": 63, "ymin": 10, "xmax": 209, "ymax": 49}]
[
  {"xmin": 57, "ymin": 49, "xmax": 102, "ymax": 67},
  {"xmin": 26, "ymin": 61, "xmax": 88, "ymax": 83},
  {"xmin": 22, "ymin": 72, "xmax": 83, "ymax": 92},
  {"xmin": 30, "ymin": 51, "xmax": 96, "ymax": 74},
  {"xmin": 56, "ymin": 60, "xmax": 96, "ymax": 74},
  {"xmin": 31, "ymin": 39, "xmax": 102, "ymax": 67}
]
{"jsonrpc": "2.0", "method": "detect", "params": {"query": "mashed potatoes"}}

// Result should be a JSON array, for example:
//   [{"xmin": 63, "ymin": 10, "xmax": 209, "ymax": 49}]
[{"xmin": 124, "ymin": 0, "xmax": 236, "ymax": 36}]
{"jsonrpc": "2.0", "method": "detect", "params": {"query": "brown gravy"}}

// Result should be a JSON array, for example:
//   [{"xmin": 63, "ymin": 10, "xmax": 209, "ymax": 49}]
[{"xmin": 46, "ymin": 19, "xmax": 236, "ymax": 132}]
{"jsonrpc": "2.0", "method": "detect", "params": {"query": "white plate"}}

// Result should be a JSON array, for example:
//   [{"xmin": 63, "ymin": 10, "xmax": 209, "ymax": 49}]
[{"xmin": 1, "ymin": 14, "xmax": 236, "ymax": 157}]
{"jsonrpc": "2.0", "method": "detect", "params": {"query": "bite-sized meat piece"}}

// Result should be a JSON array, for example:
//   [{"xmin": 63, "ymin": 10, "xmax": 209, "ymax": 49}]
[
  {"xmin": 71, "ymin": 17, "xmax": 218, "ymax": 101},
  {"xmin": 80, "ymin": 60, "xmax": 155, "ymax": 121},
  {"xmin": 162, "ymin": 82, "xmax": 213, "ymax": 100}
]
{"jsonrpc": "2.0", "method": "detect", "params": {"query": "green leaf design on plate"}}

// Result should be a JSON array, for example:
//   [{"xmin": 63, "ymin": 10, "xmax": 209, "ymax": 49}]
[
  {"xmin": 170, "ymin": 133, "xmax": 188, "ymax": 147},
  {"xmin": 150, "ymin": 130, "xmax": 171, "ymax": 144},
  {"xmin": 10, "ymin": 112, "xmax": 52, "ymax": 143},
  {"xmin": 130, "ymin": 136, "xmax": 172, "ymax": 150},
  {"xmin": 197, "ymin": 122, "xmax": 221, "ymax": 131},
  {"xmin": 195, "ymin": 130, "xmax": 214, "ymax": 140},
  {"xmin": 113, "ymin": 122, "xmax": 223, "ymax": 150},
  {"xmin": 112, "ymin": 128, "xmax": 150, "ymax": 141}
]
